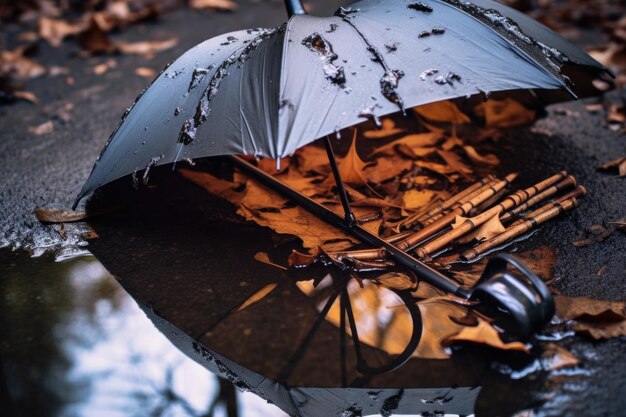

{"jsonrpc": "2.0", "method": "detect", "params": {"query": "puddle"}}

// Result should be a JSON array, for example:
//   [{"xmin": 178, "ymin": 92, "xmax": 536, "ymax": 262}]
[{"xmin": 0, "ymin": 250, "xmax": 285, "ymax": 417}]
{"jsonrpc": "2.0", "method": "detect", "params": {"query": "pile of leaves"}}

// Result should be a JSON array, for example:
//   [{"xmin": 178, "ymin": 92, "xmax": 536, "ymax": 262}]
[
  {"xmin": 0, "ymin": 0, "xmax": 236, "ymax": 104},
  {"xmin": 179, "ymin": 99, "xmax": 626, "ymax": 362}
]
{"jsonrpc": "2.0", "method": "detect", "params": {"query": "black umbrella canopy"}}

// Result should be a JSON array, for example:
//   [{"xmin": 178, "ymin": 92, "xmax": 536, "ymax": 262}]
[{"xmin": 75, "ymin": 0, "xmax": 609, "ymax": 204}]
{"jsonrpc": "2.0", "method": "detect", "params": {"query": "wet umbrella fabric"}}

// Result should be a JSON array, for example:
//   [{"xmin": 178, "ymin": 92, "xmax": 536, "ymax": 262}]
[{"xmin": 75, "ymin": 0, "xmax": 608, "ymax": 203}]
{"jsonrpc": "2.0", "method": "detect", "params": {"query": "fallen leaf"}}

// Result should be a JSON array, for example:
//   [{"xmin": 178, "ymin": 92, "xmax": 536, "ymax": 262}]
[
  {"xmin": 325, "ymin": 130, "xmax": 372, "ymax": 186},
  {"xmin": 598, "ymin": 156, "xmax": 626, "ymax": 177},
  {"xmin": 34, "ymin": 207, "xmax": 88, "ymax": 223},
  {"xmin": 28, "ymin": 120, "xmax": 54, "ymax": 135},
  {"xmin": 0, "ymin": 45, "xmax": 46, "ymax": 80},
  {"xmin": 403, "ymin": 189, "xmax": 437, "ymax": 210},
  {"xmin": 38, "ymin": 16, "xmax": 87, "ymax": 47},
  {"xmin": 362, "ymin": 118, "xmax": 405, "ymax": 138},
  {"xmin": 254, "ymin": 252, "xmax": 287, "ymax": 271},
  {"xmin": 116, "ymin": 38, "xmax": 178, "ymax": 56},
  {"xmin": 414, "ymin": 100, "xmax": 471, "ymax": 125},
  {"xmin": 365, "ymin": 156, "xmax": 412, "ymax": 183},
  {"xmin": 234, "ymin": 283, "xmax": 278, "ymax": 312},
  {"xmin": 135, "ymin": 67, "xmax": 156, "ymax": 78},
  {"xmin": 372, "ymin": 132, "xmax": 441, "ymax": 157},
  {"xmin": 13, "ymin": 90, "xmax": 38, "ymax": 103},
  {"xmin": 541, "ymin": 343, "xmax": 580, "ymax": 371},
  {"xmin": 443, "ymin": 317, "xmax": 529, "ymax": 352},
  {"xmin": 190, "ymin": 0, "xmax": 238, "ymax": 11},
  {"xmin": 477, "ymin": 98, "xmax": 536, "ymax": 128},
  {"xmin": 463, "ymin": 145, "xmax": 500, "ymax": 166},
  {"xmin": 437, "ymin": 150, "xmax": 474, "ymax": 176},
  {"xmin": 555, "ymin": 295, "xmax": 626, "ymax": 322}
]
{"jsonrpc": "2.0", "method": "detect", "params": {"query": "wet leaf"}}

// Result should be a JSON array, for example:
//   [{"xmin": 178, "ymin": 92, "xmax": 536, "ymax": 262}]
[
  {"xmin": 34, "ymin": 208, "xmax": 89, "ymax": 223},
  {"xmin": 254, "ymin": 252, "xmax": 287, "ymax": 271},
  {"xmin": 541, "ymin": 343, "xmax": 580, "ymax": 371},
  {"xmin": 27, "ymin": 120, "xmax": 54, "ymax": 135},
  {"xmin": 372, "ymin": 132, "xmax": 441, "ymax": 157},
  {"xmin": 555, "ymin": 295, "xmax": 626, "ymax": 322},
  {"xmin": 437, "ymin": 150, "xmax": 474, "ymax": 176},
  {"xmin": 443, "ymin": 317, "xmax": 529, "ymax": 352},
  {"xmin": 234, "ymin": 283, "xmax": 278, "ymax": 312},
  {"xmin": 365, "ymin": 156, "xmax": 412, "ymax": 183}
]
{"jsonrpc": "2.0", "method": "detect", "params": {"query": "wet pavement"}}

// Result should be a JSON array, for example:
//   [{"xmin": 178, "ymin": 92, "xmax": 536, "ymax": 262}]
[{"xmin": 1, "ymin": 1, "xmax": 625, "ymax": 417}]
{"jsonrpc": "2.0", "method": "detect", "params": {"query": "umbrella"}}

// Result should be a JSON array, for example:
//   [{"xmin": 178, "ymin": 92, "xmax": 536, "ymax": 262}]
[{"xmin": 74, "ymin": 0, "xmax": 610, "ymax": 338}]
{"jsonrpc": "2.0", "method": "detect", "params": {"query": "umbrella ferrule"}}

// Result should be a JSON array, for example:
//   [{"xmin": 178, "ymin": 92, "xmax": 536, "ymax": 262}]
[{"xmin": 284, "ymin": 0, "xmax": 306, "ymax": 17}]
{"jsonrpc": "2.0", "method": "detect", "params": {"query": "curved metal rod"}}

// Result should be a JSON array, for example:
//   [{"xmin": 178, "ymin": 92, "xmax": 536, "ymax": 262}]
[{"xmin": 284, "ymin": 0, "xmax": 307, "ymax": 17}]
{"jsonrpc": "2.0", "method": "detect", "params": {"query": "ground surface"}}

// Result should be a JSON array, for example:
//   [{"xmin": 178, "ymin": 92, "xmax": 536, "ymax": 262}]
[{"xmin": 1, "ymin": 1, "xmax": 625, "ymax": 416}]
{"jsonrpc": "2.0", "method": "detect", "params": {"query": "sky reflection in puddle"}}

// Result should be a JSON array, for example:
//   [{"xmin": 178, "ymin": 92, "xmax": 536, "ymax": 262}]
[{"xmin": 1, "ymin": 251, "xmax": 285, "ymax": 417}]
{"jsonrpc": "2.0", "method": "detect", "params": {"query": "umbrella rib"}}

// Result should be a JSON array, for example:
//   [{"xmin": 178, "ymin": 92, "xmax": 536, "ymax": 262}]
[{"xmin": 431, "ymin": 0, "xmax": 577, "ymax": 98}]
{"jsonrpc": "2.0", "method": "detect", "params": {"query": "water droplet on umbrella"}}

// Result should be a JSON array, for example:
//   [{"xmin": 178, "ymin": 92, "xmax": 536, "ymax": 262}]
[
  {"xmin": 174, "ymin": 107, "xmax": 181, "ymax": 116},
  {"xmin": 142, "ymin": 154, "xmax": 164, "ymax": 185},
  {"xmin": 408, "ymin": 2, "xmax": 433, "ymax": 13},
  {"xmin": 301, "ymin": 33, "xmax": 347, "ymax": 87},
  {"xmin": 326, "ymin": 23, "xmax": 339, "ymax": 33},
  {"xmin": 419, "ymin": 31, "xmax": 431, "ymax": 38},
  {"xmin": 420, "ymin": 68, "xmax": 439, "ymax": 80},
  {"xmin": 335, "ymin": 7, "xmax": 359, "ymax": 18},
  {"xmin": 385, "ymin": 42, "xmax": 399, "ymax": 53}
]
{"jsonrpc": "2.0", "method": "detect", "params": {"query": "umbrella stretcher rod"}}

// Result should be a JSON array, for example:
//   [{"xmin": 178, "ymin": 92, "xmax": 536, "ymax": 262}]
[{"xmin": 228, "ymin": 154, "xmax": 469, "ymax": 298}]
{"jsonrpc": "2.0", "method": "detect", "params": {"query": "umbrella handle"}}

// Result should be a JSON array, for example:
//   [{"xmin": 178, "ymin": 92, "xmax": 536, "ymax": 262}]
[{"xmin": 284, "ymin": 0, "xmax": 307, "ymax": 17}]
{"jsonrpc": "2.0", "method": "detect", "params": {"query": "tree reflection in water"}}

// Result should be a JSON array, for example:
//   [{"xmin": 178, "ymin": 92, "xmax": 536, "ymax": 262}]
[{"xmin": 0, "ymin": 250, "xmax": 286, "ymax": 417}]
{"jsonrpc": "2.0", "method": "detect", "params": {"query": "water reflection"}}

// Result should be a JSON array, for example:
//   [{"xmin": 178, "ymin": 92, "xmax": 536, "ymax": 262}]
[{"xmin": 0, "ymin": 250, "xmax": 286, "ymax": 417}]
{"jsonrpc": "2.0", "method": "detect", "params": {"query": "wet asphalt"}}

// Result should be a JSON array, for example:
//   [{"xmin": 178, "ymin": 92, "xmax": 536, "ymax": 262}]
[{"xmin": 0, "ymin": 1, "xmax": 624, "ymax": 416}]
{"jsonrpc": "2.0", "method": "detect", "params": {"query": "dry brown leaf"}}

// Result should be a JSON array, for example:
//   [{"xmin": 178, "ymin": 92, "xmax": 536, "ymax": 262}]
[
  {"xmin": 38, "ymin": 16, "xmax": 87, "ymax": 47},
  {"xmin": 463, "ymin": 145, "xmax": 500, "ymax": 166},
  {"xmin": 116, "ymin": 38, "xmax": 178, "ymax": 56},
  {"xmin": 254, "ymin": 252, "xmax": 287, "ymax": 271},
  {"xmin": 403, "ymin": 189, "xmax": 437, "ymax": 210},
  {"xmin": 444, "ymin": 317, "xmax": 529, "ymax": 352},
  {"xmin": 237, "ymin": 205, "xmax": 356, "ymax": 250},
  {"xmin": 437, "ymin": 150, "xmax": 474, "ymax": 176},
  {"xmin": 28, "ymin": 120, "xmax": 54, "ymax": 135},
  {"xmin": 294, "ymin": 145, "xmax": 329, "ymax": 175},
  {"xmin": 415, "ymin": 160, "xmax": 457, "ymax": 176},
  {"xmin": 414, "ymin": 100, "xmax": 471, "ymax": 125},
  {"xmin": 234, "ymin": 283, "xmax": 278, "ymax": 312},
  {"xmin": 325, "ymin": 130, "xmax": 371, "ymax": 186},
  {"xmin": 0, "ymin": 46, "xmax": 46, "ymax": 80},
  {"xmin": 477, "ymin": 98, "xmax": 536, "ymax": 128},
  {"xmin": 239, "ymin": 178, "xmax": 288, "ymax": 210},
  {"xmin": 372, "ymin": 132, "xmax": 441, "ymax": 157},
  {"xmin": 362, "ymin": 118, "xmax": 405, "ymax": 138},
  {"xmin": 365, "ymin": 156, "xmax": 412, "ymax": 183},
  {"xmin": 135, "ymin": 67, "xmax": 156, "ymax": 78},
  {"xmin": 190, "ymin": 0, "xmax": 238, "ymax": 11},
  {"xmin": 555, "ymin": 295, "xmax": 626, "ymax": 322},
  {"xmin": 13, "ymin": 90, "xmax": 38, "ymax": 103},
  {"xmin": 598, "ymin": 156, "xmax": 626, "ymax": 177}
]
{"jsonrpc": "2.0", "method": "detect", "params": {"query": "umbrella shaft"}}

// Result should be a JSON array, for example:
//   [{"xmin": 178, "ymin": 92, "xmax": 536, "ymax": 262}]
[{"xmin": 228, "ymin": 155, "xmax": 468, "ymax": 298}]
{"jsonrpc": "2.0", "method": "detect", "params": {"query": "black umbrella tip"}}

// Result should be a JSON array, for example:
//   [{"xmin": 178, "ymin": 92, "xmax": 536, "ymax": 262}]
[{"xmin": 284, "ymin": 0, "xmax": 306, "ymax": 17}]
